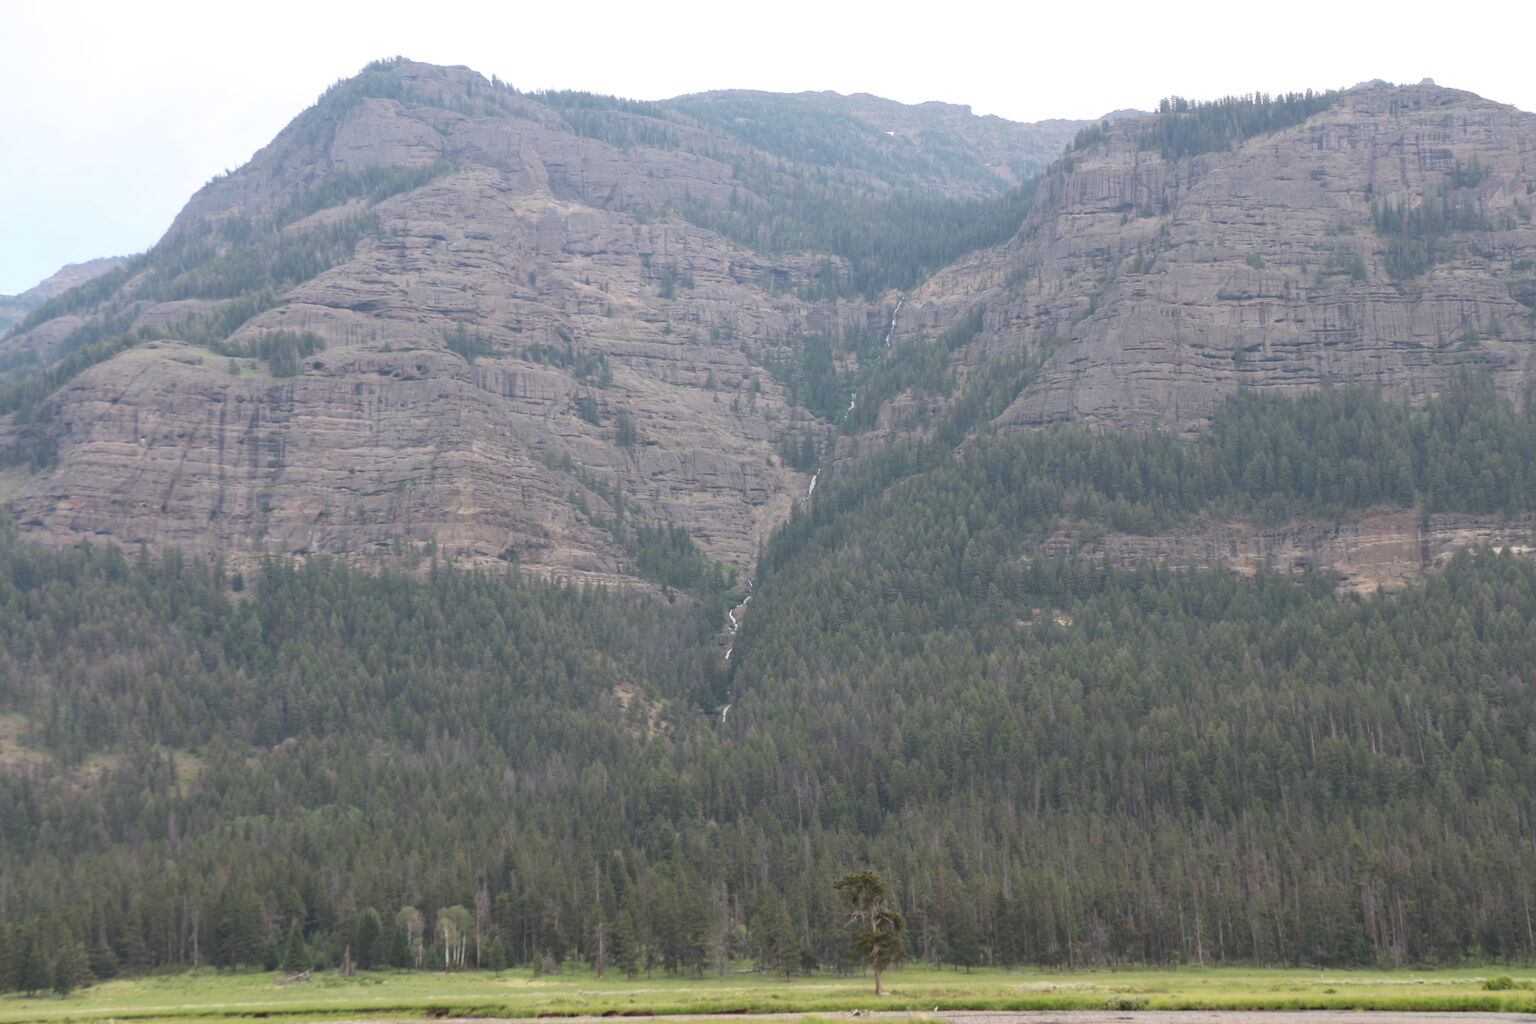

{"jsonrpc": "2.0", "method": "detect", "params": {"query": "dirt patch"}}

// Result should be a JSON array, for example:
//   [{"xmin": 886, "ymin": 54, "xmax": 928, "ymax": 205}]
[
  {"xmin": 613, "ymin": 682, "xmax": 665, "ymax": 738},
  {"xmin": 0, "ymin": 714, "xmax": 201, "ymax": 793},
  {"xmin": 0, "ymin": 715, "xmax": 51, "ymax": 774}
]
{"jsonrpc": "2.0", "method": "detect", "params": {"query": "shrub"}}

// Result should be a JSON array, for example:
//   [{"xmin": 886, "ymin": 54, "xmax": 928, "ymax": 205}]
[{"xmin": 1104, "ymin": 995, "xmax": 1149, "ymax": 1010}]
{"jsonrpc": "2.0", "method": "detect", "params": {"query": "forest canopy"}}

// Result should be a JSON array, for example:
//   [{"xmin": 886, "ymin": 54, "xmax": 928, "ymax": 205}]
[{"xmin": 6, "ymin": 379, "xmax": 1536, "ymax": 982}]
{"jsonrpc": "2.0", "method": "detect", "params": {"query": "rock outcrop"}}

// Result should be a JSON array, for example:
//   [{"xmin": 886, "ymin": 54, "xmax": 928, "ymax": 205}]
[
  {"xmin": 903, "ymin": 82, "xmax": 1536, "ymax": 431},
  {"xmin": 1048, "ymin": 510, "xmax": 1536, "ymax": 594}
]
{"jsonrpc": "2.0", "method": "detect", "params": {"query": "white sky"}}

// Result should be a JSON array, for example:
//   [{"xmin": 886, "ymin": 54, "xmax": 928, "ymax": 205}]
[{"xmin": 3, "ymin": 0, "xmax": 1533, "ymax": 296}]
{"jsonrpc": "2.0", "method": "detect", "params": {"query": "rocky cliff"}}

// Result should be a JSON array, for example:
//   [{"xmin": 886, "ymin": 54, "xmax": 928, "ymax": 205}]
[
  {"xmin": 901, "ymin": 82, "xmax": 1536, "ymax": 431},
  {"xmin": 0, "ymin": 61, "xmax": 1083, "ymax": 583},
  {"xmin": 6, "ymin": 69, "xmax": 1536, "ymax": 589},
  {"xmin": 1045, "ymin": 510, "xmax": 1536, "ymax": 594}
]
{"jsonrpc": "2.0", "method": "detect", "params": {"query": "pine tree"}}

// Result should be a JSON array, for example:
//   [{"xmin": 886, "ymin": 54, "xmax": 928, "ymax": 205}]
[
  {"xmin": 834, "ymin": 871, "xmax": 905, "ymax": 995},
  {"xmin": 387, "ymin": 918, "xmax": 411, "ymax": 970},
  {"xmin": 281, "ymin": 920, "xmax": 309, "ymax": 975},
  {"xmin": 612, "ymin": 908, "xmax": 639, "ymax": 978},
  {"xmin": 87, "ymin": 932, "xmax": 118, "ymax": 981},
  {"xmin": 762, "ymin": 898, "xmax": 798, "ymax": 980},
  {"xmin": 11, "ymin": 921, "xmax": 48, "ymax": 995},
  {"xmin": 355, "ymin": 909, "xmax": 382, "ymax": 970},
  {"xmin": 945, "ymin": 901, "xmax": 982, "ymax": 972},
  {"xmin": 51, "ymin": 941, "xmax": 88, "ymax": 997}
]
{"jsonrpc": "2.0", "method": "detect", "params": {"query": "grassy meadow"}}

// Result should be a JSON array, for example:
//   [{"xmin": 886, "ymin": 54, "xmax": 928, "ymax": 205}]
[{"xmin": 7, "ymin": 965, "xmax": 1536, "ymax": 1022}]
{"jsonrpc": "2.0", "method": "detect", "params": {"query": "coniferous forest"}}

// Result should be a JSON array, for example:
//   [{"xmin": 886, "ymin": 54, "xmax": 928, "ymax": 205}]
[{"xmin": 6, "ymin": 377, "xmax": 1536, "ymax": 985}]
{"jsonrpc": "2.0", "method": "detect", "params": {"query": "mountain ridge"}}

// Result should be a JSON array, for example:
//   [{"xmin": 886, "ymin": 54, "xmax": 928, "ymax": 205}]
[
  {"xmin": 4, "ymin": 64, "xmax": 1536, "ymax": 595},
  {"xmin": 0, "ymin": 256, "xmax": 130, "ymax": 334},
  {"xmin": 897, "ymin": 80, "xmax": 1536, "ymax": 431},
  {"xmin": 0, "ymin": 59, "xmax": 1089, "ymax": 584}
]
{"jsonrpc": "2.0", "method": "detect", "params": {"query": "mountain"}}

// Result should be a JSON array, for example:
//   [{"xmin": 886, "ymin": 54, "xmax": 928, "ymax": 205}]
[
  {"xmin": 0, "ymin": 256, "xmax": 129, "ymax": 333},
  {"xmin": 906, "ymin": 82, "xmax": 1536, "ymax": 430},
  {"xmin": 849, "ymin": 83, "xmax": 1536, "ymax": 590},
  {"xmin": 5, "ymin": 70, "xmax": 1536, "ymax": 596},
  {"xmin": 8, "ymin": 63, "xmax": 1536, "ymax": 979},
  {"xmin": 0, "ymin": 60, "xmax": 1090, "ymax": 587}
]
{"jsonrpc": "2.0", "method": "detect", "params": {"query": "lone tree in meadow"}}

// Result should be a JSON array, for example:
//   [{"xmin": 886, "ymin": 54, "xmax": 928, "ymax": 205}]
[{"xmin": 834, "ymin": 870, "xmax": 905, "ymax": 995}]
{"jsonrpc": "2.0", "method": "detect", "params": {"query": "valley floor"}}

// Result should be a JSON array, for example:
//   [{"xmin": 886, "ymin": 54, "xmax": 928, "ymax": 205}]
[{"xmin": 6, "ymin": 967, "xmax": 1536, "ymax": 1023}]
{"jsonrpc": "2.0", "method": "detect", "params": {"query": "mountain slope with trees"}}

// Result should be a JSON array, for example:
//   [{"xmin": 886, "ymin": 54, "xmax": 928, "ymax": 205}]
[
  {"xmin": 6, "ymin": 67, "xmax": 1536, "ymax": 986},
  {"xmin": 8, "ymin": 374, "xmax": 1536, "ymax": 978},
  {"xmin": 0, "ymin": 60, "xmax": 1090, "ymax": 586}
]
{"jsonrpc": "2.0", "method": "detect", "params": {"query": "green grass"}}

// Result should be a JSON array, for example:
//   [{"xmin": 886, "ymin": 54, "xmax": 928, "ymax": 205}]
[{"xmin": 7, "ymin": 965, "xmax": 1536, "ymax": 1023}]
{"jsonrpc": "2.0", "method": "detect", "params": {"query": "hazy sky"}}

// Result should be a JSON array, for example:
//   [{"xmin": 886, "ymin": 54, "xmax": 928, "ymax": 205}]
[{"xmin": 4, "ymin": 0, "xmax": 1533, "ymax": 295}]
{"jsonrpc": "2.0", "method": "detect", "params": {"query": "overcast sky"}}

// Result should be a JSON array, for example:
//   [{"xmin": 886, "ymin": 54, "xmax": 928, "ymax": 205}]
[{"xmin": 3, "ymin": 0, "xmax": 1533, "ymax": 295}]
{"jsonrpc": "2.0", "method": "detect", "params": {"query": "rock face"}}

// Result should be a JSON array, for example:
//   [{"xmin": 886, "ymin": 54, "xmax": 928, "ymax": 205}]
[
  {"xmin": 902, "ymin": 82, "xmax": 1536, "ymax": 431},
  {"xmin": 0, "ymin": 62, "xmax": 1077, "ymax": 582},
  {"xmin": 7, "ymin": 68, "xmax": 1536, "ymax": 587},
  {"xmin": 1050, "ymin": 511, "xmax": 1536, "ymax": 594}
]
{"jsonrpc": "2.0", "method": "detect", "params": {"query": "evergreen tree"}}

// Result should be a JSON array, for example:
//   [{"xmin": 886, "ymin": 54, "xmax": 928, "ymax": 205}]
[
  {"xmin": 944, "ymin": 901, "xmax": 982, "ymax": 972},
  {"xmin": 281, "ymin": 920, "xmax": 309, "ymax": 975},
  {"xmin": 355, "ymin": 908, "xmax": 382, "ymax": 971},
  {"xmin": 214, "ymin": 888, "xmax": 264, "ymax": 970},
  {"xmin": 834, "ymin": 872, "xmax": 905, "ymax": 995},
  {"xmin": 51, "ymin": 942, "xmax": 87, "ymax": 997},
  {"xmin": 759, "ymin": 897, "xmax": 798, "ymax": 980},
  {"xmin": 612, "ymin": 908, "xmax": 639, "ymax": 979},
  {"xmin": 387, "ymin": 918, "xmax": 411, "ymax": 970},
  {"xmin": 10, "ymin": 921, "xmax": 48, "ymax": 995}
]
